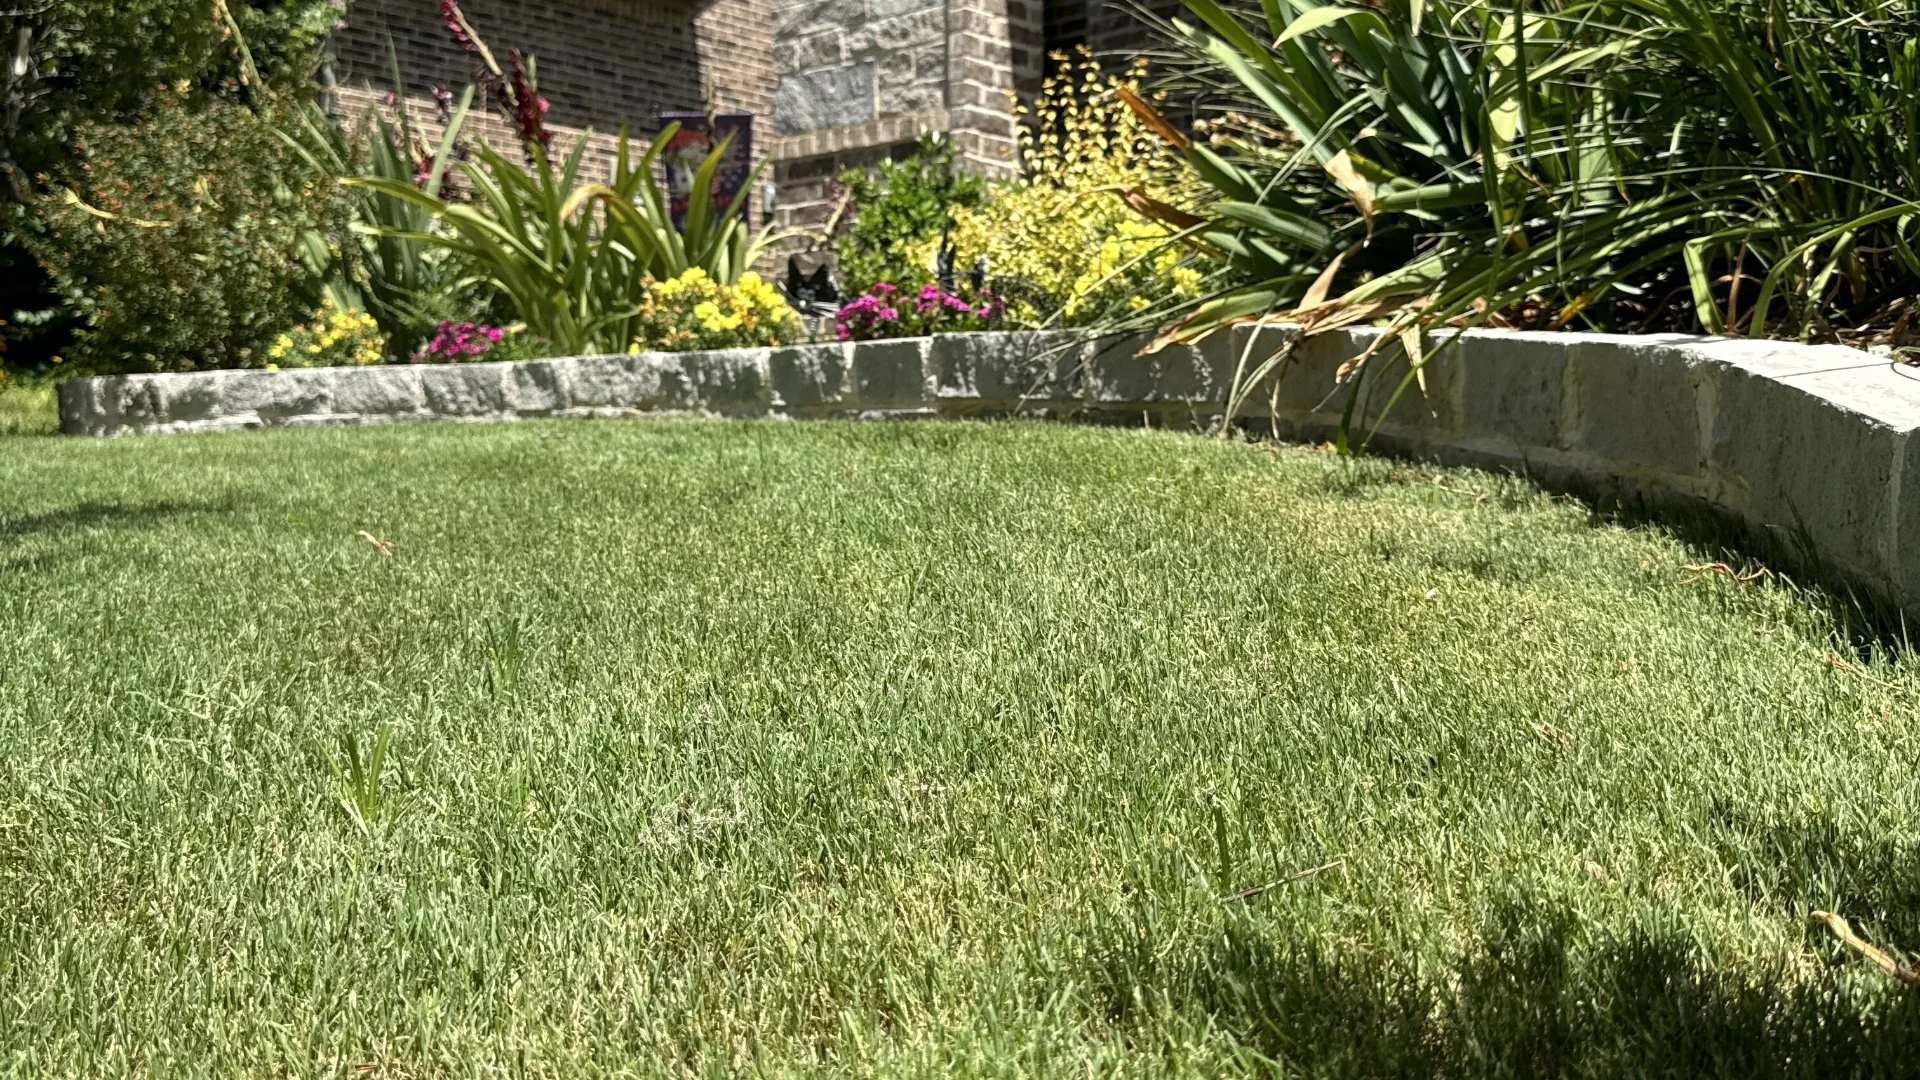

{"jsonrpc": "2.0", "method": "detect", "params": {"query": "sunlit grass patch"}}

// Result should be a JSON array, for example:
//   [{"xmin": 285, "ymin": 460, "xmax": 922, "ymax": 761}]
[{"xmin": 1, "ymin": 419, "xmax": 1916, "ymax": 1075}]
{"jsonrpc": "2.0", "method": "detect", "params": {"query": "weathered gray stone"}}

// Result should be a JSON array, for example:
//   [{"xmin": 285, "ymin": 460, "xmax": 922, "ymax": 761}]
[
  {"xmin": 553, "ymin": 355, "xmax": 668, "ymax": 411},
  {"xmin": 330, "ymin": 365, "xmax": 426, "ymax": 418},
  {"xmin": 770, "ymin": 342, "xmax": 852, "ymax": 408},
  {"xmin": 870, "ymin": 0, "xmax": 938, "ymax": 16},
  {"xmin": 848, "ymin": 337, "xmax": 930, "ymax": 408},
  {"xmin": 774, "ymin": 0, "xmax": 842, "ymax": 36},
  {"xmin": 1255, "ymin": 326, "xmax": 1456, "ymax": 442},
  {"xmin": 1563, "ymin": 334, "xmax": 1707, "ymax": 479},
  {"xmin": 773, "ymin": 33, "xmax": 844, "ymax": 76},
  {"xmin": 156, "ymin": 371, "xmax": 247, "ymax": 425},
  {"xmin": 874, "ymin": 50, "xmax": 915, "ymax": 87},
  {"xmin": 773, "ymin": 63, "xmax": 875, "ymax": 135},
  {"xmin": 846, "ymin": 11, "xmax": 946, "ymax": 57},
  {"xmin": 1084, "ymin": 331, "xmax": 1234, "ymax": 409},
  {"xmin": 932, "ymin": 331, "xmax": 1079, "ymax": 408},
  {"xmin": 877, "ymin": 82, "xmax": 945, "ymax": 117},
  {"xmin": 419, "ymin": 364, "xmax": 507, "ymax": 417},
  {"xmin": 56, "ymin": 380, "xmax": 101, "ymax": 436},
  {"xmin": 1455, "ymin": 330, "xmax": 1571, "ymax": 450},
  {"xmin": 1695, "ymin": 342, "xmax": 1920, "ymax": 583},
  {"xmin": 503, "ymin": 360, "xmax": 565, "ymax": 415},
  {"xmin": 664, "ymin": 348, "xmax": 771, "ymax": 414}
]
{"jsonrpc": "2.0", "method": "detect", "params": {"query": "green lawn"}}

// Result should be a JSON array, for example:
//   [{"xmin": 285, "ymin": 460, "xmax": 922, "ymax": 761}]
[
  {"xmin": 0, "ymin": 382, "xmax": 57, "ymax": 437},
  {"xmin": 3, "ymin": 419, "xmax": 1918, "ymax": 1076}
]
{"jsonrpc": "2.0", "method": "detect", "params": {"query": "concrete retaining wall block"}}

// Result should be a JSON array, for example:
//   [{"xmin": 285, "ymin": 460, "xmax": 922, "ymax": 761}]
[{"xmin": 55, "ymin": 327, "xmax": 1920, "ymax": 620}]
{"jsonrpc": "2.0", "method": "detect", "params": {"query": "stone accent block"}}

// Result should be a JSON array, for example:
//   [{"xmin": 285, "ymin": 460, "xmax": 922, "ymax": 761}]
[
  {"xmin": 931, "ymin": 331, "xmax": 1080, "ymax": 408},
  {"xmin": 849, "ymin": 337, "xmax": 931, "ymax": 408},
  {"xmin": 770, "ymin": 342, "xmax": 852, "ymax": 408},
  {"xmin": 1693, "ymin": 341, "xmax": 1920, "ymax": 584},
  {"xmin": 665, "ymin": 349, "xmax": 773, "ymax": 414},
  {"xmin": 420, "ymin": 364, "xmax": 507, "ymax": 417},
  {"xmin": 1563, "ymin": 334, "xmax": 1707, "ymax": 480},
  {"xmin": 1454, "ymin": 331, "xmax": 1571, "ymax": 451},
  {"xmin": 551, "ymin": 355, "xmax": 668, "ymax": 412},
  {"xmin": 774, "ymin": 63, "xmax": 876, "ymax": 135},
  {"xmin": 1084, "ymin": 331, "xmax": 1234, "ymax": 411},
  {"xmin": 330, "ymin": 366, "xmax": 426, "ymax": 418}
]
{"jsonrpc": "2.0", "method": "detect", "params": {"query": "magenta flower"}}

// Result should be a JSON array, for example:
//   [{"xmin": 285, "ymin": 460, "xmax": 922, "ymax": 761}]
[
  {"xmin": 508, "ymin": 49, "xmax": 551, "ymax": 150},
  {"xmin": 440, "ymin": 0, "xmax": 479, "ymax": 53},
  {"xmin": 414, "ymin": 321, "xmax": 517, "ymax": 362}
]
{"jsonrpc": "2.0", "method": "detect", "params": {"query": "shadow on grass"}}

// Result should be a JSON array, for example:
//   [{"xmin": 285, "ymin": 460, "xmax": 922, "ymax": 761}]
[
  {"xmin": 1307, "ymin": 443, "xmax": 1911, "ymax": 654},
  {"xmin": 0, "ymin": 499, "xmax": 236, "ymax": 573},
  {"xmin": 1088, "ymin": 897, "xmax": 1920, "ymax": 1077},
  {"xmin": 1712, "ymin": 799, "xmax": 1920, "ymax": 948}
]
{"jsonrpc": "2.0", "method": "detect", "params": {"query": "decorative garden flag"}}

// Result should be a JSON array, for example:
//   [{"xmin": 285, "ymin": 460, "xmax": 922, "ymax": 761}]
[{"xmin": 660, "ymin": 111, "xmax": 754, "ymax": 229}]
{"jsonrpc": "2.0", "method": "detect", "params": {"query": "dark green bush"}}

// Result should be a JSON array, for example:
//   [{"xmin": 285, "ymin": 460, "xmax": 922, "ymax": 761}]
[
  {"xmin": 833, "ymin": 135, "xmax": 986, "ymax": 295},
  {"xmin": 24, "ymin": 95, "xmax": 348, "ymax": 373},
  {"xmin": 2, "ymin": 0, "xmax": 342, "ymax": 373}
]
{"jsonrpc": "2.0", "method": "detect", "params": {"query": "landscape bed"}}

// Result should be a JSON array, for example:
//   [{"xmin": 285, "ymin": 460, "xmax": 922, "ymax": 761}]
[{"xmin": 3, "ymin": 418, "xmax": 1920, "ymax": 1074}]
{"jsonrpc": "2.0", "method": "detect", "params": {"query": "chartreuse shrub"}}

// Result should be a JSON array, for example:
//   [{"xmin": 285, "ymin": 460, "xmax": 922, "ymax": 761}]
[
  {"xmin": 938, "ymin": 50, "xmax": 1208, "ymax": 326},
  {"xmin": 632, "ymin": 268, "xmax": 800, "ymax": 351},
  {"xmin": 5, "ymin": 420, "xmax": 1920, "ymax": 1072}
]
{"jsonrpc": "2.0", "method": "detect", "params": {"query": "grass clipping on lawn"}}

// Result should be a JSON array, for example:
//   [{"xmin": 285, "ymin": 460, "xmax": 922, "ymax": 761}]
[{"xmin": 3, "ymin": 419, "xmax": 1920, "ymax": 1074}]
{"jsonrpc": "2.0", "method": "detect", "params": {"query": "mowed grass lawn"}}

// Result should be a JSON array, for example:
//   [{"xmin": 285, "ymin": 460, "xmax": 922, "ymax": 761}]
[{"xmin": 4, "ymin": 418, "xmax": 1920, "ymax": 1076}]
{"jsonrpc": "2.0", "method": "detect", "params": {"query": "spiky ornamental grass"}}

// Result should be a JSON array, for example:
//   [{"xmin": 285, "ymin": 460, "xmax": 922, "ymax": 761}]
[{"xmin": 3, "ymin": 419, "xmax": 1919, "ymax": 1075}]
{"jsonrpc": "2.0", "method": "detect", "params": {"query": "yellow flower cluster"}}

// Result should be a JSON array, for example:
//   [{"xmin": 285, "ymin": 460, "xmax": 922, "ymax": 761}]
[
  {"xmin": 266, "ymin": 298, "xmax": 385, "ymax": 368},
  {"xmin": 632, "ymin": 268, "xmax": 799, "ymax": 352},
  {"xmin": 935, "ymin": 50, "xmax": 1206, "ymax": 325}
]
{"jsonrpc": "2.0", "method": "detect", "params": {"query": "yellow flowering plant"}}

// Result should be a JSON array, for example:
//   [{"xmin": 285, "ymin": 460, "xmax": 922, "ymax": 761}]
[
  {"xmin": 631, "ymin": 269, "xmax": 801, "ymax": 352},
  {"xmin": 935, "ymin": 50, "xmax": 1209, "ymax": 327},
  {"xmin": 265, "ymin": 298, "xmax": 387, "ymax": 368}
]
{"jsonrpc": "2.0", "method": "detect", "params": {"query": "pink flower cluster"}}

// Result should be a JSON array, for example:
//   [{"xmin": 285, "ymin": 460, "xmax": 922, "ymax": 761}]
[
  {"xmin": 912, "ymin": 282, "xmax": 1000, "ymax": 319},
  {"xmin": 439, "ymin": 0, "xmax": 478, "ymax": 53},
  {"xmin": 834, "ymin": 282, "xmax": 1003, "ymax": 342},
  {"xmin": 834, "ymin": 283, "xmax": 902, "ymax": 341},
  {"xmin": 414, "ymin": 321, "xmax": 506, "ymax": 362},
  {"xmin": 507, "ymin": 49, "xmax": 552, "ymax": 150}
]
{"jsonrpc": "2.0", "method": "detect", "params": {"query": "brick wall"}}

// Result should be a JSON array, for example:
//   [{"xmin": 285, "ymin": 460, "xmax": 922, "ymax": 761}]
[
  {"xmin": 327, "ymin": 0, "xmax": 1175, "ymax": 277},
  {"xmin": 335, "ymin": 0, "xmax": 774, "ymax": 134},
  {"xmin": 1043, "ymin": 0, "xmax": 1182, "ymax": 59},
  {"xmin": 334, "ymin": 0, "xmax": 776, "ymax": 224}
]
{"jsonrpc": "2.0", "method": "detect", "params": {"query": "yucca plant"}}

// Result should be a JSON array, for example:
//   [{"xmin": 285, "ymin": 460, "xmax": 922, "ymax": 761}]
[
  {"xmin": 282, "ymin": 76, "xmax": 483, "ymax": 357},
  {"xmin": 350, "ymin": 124, "xmax": 779, "ymax": 356},
  {"xmin": 1128, "ymin": 0, "xmax": 1920, "ymax": 436}
]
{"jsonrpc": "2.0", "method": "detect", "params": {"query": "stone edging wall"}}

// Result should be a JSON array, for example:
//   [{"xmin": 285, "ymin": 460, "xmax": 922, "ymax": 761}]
[{"xmin": 57, "ymin": 327, "xmax": 1920, "ymax": 614}]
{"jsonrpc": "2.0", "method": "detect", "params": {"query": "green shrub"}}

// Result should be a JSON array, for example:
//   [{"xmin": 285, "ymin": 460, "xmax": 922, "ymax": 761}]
[
  {"xmin": 833, "ymin": 135, "xmax": 986, "ymax": 296},
  {"xmin": 3, "ymin": 1, "xmax": 343, "ymax": 373},
  {"xmin": 24, "ymin": 95, "xmax": 348, "ymax": 373}
]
